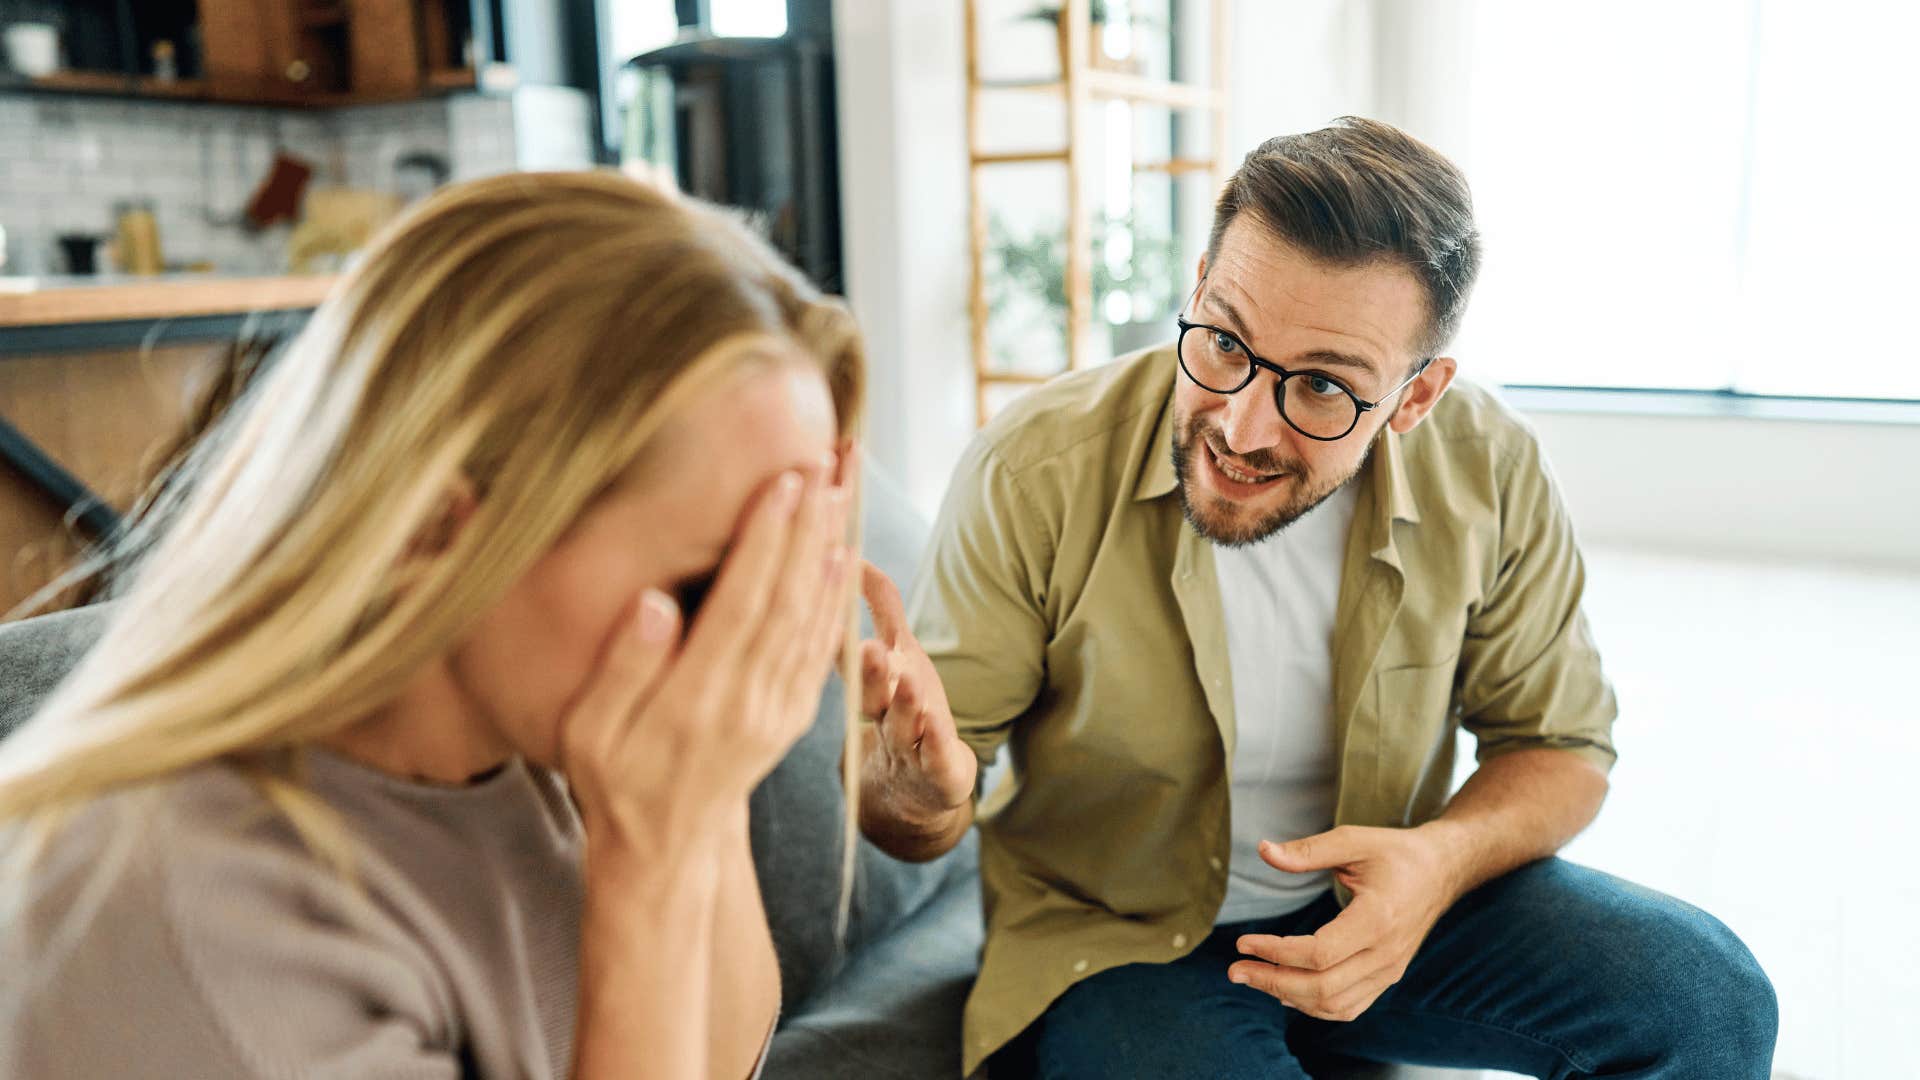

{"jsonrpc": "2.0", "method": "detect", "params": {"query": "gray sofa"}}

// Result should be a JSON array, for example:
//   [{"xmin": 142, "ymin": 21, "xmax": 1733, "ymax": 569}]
[{"xmin": 0, "ymin": 466, "xmax": 1479, "ymax": 1080}]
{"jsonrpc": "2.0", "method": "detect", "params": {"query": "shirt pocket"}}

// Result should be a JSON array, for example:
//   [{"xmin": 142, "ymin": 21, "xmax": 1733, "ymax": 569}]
[{"xmin": 1373, "ymin": 656, "xmax": 1463, "ymax": 823}]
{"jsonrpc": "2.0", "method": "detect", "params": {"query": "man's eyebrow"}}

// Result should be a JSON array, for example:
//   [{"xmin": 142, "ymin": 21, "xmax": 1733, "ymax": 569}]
[{"xmin": 1200, "ymin": 290, "xmax": 1381, "ymax": 378}]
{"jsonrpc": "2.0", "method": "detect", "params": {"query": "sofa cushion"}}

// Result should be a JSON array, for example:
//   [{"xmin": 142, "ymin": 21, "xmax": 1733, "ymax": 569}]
[
  {"xmin": 766, "ymin": 853, "xmax": 983, "ymax": 1079},
  {"xmin": 749, "ymin": 464, "xmax": 966, "ymax": 1010},
  {"xmin": 0, "ymin": 603, "xmax": 107, "ymax": 740}
]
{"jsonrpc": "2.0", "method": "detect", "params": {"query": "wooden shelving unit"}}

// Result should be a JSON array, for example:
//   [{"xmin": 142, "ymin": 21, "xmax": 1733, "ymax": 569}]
[{"xmin": 964, "ymin": 0, "xmax": 1231, "ymax": 427}]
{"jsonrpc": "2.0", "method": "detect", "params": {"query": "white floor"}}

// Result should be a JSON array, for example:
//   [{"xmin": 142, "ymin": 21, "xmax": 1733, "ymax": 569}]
[{"xmin": 1495, "ymin": 547, "xmax": 1920, "ymax": 1080}]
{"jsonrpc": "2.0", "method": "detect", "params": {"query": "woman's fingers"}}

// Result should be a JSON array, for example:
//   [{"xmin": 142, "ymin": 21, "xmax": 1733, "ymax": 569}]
[
  {"xmin": 677, "ymin": 470, "xmax": 803, "ymax": 668},
  {"xmin": 557, "ymin": 588, "xmax": 682, "ymax": 770},
  {"xmin": 762, "ymin": 461, "xmax": 851, "ymax": 687}
]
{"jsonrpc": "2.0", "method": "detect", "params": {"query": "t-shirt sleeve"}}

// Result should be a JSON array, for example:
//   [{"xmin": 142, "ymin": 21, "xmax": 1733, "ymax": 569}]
[{"xmin": 1, "ymin": 798, "xmax": 463, "ymax": 1080}]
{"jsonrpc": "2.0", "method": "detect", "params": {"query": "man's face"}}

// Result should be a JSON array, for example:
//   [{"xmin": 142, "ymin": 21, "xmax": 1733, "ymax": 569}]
[{"xmin": 1172, "ymin": 216, "xmax": 1453, "ymax": 546}]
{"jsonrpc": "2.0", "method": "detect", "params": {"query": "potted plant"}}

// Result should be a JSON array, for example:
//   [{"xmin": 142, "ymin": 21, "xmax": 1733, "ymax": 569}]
[{"xmin": 984, "ymin": 210, "xmax": 1183, "ymax": 373}]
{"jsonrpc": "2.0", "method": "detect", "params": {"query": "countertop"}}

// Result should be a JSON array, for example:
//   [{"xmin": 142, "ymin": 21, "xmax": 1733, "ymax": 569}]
[{"xmin": 0, "ymin": 273, "xmax": 339, "ymax": 328}]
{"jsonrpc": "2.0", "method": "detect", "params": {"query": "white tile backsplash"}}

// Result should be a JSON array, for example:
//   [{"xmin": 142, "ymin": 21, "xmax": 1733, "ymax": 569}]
[{"xmin": 0, "ymin": 90, "xmax": 539, "ymax": 276}]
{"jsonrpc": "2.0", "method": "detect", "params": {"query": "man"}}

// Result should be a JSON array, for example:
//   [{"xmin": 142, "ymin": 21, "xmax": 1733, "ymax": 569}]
[{"xmin": 851, "ymin": 118, "xmax": 1776, "ymax": 1078}]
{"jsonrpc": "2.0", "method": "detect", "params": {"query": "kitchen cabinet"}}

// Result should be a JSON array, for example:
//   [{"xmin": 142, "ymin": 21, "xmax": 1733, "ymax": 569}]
[
  {"xmin": 200, "ymin": 0, "xmax": 430, "ymax": 103},
  {"xmin": 2, "ymin": 0, "xmax": 496, "ymax": 106}
]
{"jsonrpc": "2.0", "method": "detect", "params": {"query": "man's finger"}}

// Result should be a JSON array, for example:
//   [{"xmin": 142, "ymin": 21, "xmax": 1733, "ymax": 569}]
[
  {"xmin": 1227, "ymin": 945, "xmax": 1382, "ymax": 1018},
  {"xmin": 877, "ymin": 677, "xmax": 925, "ymax": 759},
  {"xmin": 859, "ymin": 560, "xmax": 912, "ymax": 646},
  {"xmin": 859, "ymin": 639, "xmax": 900, "ymax": 717},
  {"xmin": 1238, "ymin": 900, "xmax": 1380, "ymax": 973},
  {"xmin": 1259, "ymin": 827, "xmax": 1367, "ymax": 874}
]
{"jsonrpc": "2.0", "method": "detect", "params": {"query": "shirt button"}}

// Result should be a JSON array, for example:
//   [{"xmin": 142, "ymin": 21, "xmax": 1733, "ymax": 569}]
[
  {"xmin": 1072, "ymin": 958, "xmax": 1089, "ymax": 973},
  {"xmin": 1172, "ymin": 933, "xmax": 1189, "ymax": 949},
  {"xmin": 1209, "ymin": 855, "xmax": 1224, "ymax": 872}
]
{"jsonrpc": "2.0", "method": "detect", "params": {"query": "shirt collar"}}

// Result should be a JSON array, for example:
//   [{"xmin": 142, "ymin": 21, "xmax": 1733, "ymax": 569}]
[{"xmin": 1132, "ymin": 381, "xmax": 1180, "ymax": 502}]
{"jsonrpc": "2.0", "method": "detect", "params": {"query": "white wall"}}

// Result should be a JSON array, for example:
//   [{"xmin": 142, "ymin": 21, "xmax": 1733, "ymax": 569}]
[
  {"xmin": 1518, "ymin": 401, "xmax": 1920, "ymax": 571},
  {"xmin": 832, "ymin": 0, "xmax": 975, "ymax": 519}
]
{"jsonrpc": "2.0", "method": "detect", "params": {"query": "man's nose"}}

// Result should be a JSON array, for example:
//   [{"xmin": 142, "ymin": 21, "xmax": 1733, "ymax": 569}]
[{"xmin": 1218, "ymin": 375, "xmax": 1288, "ymax": 456}]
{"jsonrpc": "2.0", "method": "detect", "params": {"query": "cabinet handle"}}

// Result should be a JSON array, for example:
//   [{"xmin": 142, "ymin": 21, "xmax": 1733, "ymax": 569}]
[{"xmin": 286, "ymin": 59, "xmax": 312, "ymax": 83}]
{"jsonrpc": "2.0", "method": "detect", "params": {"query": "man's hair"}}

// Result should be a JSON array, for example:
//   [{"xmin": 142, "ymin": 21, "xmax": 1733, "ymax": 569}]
[{"xmin": 1207, "ymin": 117, "xmax": 1481, "ymax": 361}]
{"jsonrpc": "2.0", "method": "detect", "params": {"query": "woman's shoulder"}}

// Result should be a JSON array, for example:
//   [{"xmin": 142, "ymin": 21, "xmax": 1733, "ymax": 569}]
[
  {"xmin": 1, "ymin": 762, "xmax": 463, "ymax": 1078},
  {"xmin": 3, "ymin": 760, "xmax": 373, "ymax": 976}
]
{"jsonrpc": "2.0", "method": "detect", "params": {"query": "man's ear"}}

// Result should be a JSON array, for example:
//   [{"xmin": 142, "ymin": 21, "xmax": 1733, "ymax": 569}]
[
  {"xmin": 408, "ymin": 476, "xmax": 479, "ymax": 559},
  {"xmin": 1387, "ymin": 356, "xmax": 1458, "ymax": 434},
  {"xmin": 1194, "ymin": 252, "xmax": 1209, "ymax": 288}
]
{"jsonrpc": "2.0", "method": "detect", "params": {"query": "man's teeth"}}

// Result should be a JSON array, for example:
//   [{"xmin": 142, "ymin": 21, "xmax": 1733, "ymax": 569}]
[{"xmin": 1217, "ymin": 455, "xmax": 1274, "ymax": 484}]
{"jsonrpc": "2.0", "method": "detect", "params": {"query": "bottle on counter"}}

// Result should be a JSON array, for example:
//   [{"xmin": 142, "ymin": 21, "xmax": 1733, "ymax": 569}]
[{"xmin": 113, "ymin": 200, "xmax": 164, "ymax": 276}]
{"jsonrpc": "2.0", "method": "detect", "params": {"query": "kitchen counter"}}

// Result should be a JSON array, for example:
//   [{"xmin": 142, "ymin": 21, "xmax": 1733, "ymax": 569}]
[
  {"xmin": 1, "ymin": 271, "xmax": 336, "ymax": 616},
  {"xmin": 0, "ymin": 273, "xmax": 339, "ymax": 329}
]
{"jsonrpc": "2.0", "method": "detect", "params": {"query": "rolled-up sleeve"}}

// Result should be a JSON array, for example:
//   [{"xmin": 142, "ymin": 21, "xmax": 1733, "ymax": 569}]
[{"xmin": 1456, "ymin": 437, "xmax": 1618, "ymax": 773}]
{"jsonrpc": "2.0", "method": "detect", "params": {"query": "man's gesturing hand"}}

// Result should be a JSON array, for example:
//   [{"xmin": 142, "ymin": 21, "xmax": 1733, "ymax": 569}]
[
  {"xmin": 853, "ymin": 562, "xmax": 977, "ymax": 842},
  {"xmin": 1228, "ymin": 825, "xmax": 1467, "ymax": 1022}
]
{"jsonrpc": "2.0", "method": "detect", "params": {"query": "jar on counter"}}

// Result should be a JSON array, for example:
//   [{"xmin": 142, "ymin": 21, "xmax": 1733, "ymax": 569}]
[{"xmin": 113, "ymin": 200, "xmax": 164, "ymax": 276}]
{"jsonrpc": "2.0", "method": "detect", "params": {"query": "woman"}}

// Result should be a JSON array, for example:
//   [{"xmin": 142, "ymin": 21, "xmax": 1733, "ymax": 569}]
[{"xmin": 0, "ymin": 171, "xmax": 864, "ymax": 1078}]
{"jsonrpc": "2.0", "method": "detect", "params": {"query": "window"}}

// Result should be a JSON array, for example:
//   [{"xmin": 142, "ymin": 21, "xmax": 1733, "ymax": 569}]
[{"xmin": 1455, "ymin": 1, "xmax": 1920, "ymax": 401}]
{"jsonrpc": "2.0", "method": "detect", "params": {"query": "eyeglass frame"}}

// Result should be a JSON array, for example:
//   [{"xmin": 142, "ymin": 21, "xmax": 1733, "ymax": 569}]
[{"xmin": 1173, "ymin": 280, "xmax": 1431, "ymax": 442}]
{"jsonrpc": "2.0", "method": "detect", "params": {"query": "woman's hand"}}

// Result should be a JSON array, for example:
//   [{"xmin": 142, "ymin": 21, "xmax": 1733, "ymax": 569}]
[{"xmin": 558, "ymin": 458, "xmax": 855, "ymax": 864}]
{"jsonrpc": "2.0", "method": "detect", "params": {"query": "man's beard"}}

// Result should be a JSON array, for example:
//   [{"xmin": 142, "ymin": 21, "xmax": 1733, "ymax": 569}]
[{"xmin": 1171, "ymin": 412, "xmax": 1368, "ymax": 547}]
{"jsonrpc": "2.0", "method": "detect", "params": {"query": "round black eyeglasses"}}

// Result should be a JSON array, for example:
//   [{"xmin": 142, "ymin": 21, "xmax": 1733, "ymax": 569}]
[{"xmin": 1174, "ymin": 293, "xmax": 1428, "ymax": 442}]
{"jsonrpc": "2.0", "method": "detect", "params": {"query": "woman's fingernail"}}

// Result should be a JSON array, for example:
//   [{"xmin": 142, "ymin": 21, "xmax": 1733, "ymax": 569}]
[
  {"xmin": 775, "ymin": 471, "xmax": 802, "ymax": 512},
  {"xmin": 637, "ymin": 588, "xmax": 677, "ymax": 642},
  {"xmin": 1229, "ymin": 969, "xmax": 1249, "ymax": 985}
]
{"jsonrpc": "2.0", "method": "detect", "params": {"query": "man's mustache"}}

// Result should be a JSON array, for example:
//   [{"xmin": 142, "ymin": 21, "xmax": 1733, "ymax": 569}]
[{"xmin": 1191, "ymin": 423, "xmax": 1300, "ymax": 477}]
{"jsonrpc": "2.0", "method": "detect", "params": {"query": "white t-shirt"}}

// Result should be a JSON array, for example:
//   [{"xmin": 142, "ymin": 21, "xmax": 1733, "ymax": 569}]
[{"xmin": 1211, "ymin": 481, "xmax": 1358, "ymax": 925}]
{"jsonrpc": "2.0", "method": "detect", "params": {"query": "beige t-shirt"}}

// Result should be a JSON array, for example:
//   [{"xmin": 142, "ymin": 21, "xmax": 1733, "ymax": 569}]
[{"xmin": 1, "ymin": 750, "xmax": 768, "ymax": 1079}]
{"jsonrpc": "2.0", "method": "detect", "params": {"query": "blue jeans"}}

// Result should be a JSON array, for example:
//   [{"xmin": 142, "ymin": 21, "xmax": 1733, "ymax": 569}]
[{"xmin": 1003, "ymin": 859, "xmax": 1776, "ymax": 1079}]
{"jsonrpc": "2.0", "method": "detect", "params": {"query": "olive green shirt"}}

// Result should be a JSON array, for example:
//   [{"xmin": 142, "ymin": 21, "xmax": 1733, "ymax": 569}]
[{"xmin": 908, "ymin": 346, "xmax": 1617, "ymax": 1075}]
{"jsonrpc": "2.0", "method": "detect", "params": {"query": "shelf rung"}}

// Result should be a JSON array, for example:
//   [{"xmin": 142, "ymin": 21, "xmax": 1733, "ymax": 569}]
[
  {"xmin": 1133, "ymin": 157, "xmax": 1217, "ymax": 175},
  {"xmin": 976, "ymin": 79, "xmax": 1066, "ymax": 95},
  {"xmin": 972, "ymin": 150, "xmax": 1070, "ymax": 166},
  {"xmin": 1084, "ymin": 70, "xmax": 1222, "ymax": 111},
  {"xmin": 977, "ymin": 371, "xmax": 1058, "ymax": 385}
]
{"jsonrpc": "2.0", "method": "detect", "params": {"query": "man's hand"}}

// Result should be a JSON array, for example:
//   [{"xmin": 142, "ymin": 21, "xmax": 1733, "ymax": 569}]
[
  {"xmin": 851, "ymin": 562, "xmax": 977, "ymax": 861},
  {"xmin": 1226, "ymin": 824, "xmax": 1470, "ymax": 1022}
]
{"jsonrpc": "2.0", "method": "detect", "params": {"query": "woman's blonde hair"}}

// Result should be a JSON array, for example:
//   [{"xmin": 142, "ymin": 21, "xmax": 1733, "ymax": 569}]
[{"xmin": 0, "ymin": 171, "xmax": 866, "ymax": 897}]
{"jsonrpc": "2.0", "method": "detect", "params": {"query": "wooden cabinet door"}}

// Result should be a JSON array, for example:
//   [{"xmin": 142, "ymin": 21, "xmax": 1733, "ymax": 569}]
[
  {"xmin": 199, "ymin": 0, "xmax": 424, "ymax": 104},
  {"xmin": 349, "ymin": 0, "xmax": 425, "ymax": 100},
  {"xmin": 199, "ymin": 0, "xmax": 288, "ymax": 101}
]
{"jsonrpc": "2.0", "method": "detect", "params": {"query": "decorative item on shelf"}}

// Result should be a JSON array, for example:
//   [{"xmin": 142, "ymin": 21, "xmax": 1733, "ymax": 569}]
[
  {"xmin": 151, "ymin": 39, "xmax": 177, "ymax": 84},
  {"xmin": 1019, "ymin": 1, "xmax": 1158, "ymax": 74},
  {"xmin": 3, "ymin": 20, "xmax": 60, "ymax": 78}
]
